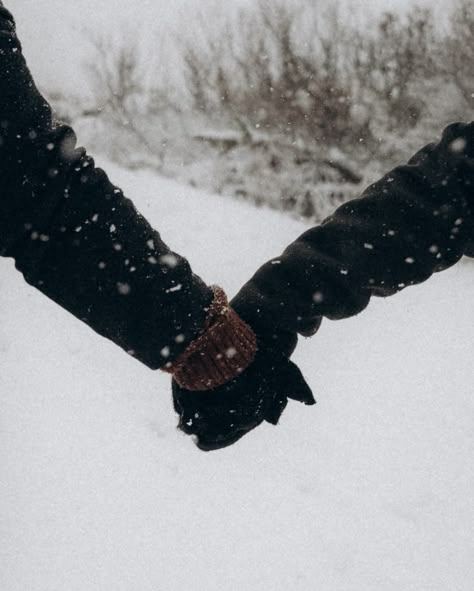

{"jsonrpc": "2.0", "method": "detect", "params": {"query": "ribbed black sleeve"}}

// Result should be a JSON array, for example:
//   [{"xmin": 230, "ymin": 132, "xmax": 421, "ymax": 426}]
[
  {"xmin": 0, "ymin": 6, "xmax": 213, "ymax": 369},
  {"xmin": 232, "ymin": 123, "xmax": 474, "ymax": 338}
]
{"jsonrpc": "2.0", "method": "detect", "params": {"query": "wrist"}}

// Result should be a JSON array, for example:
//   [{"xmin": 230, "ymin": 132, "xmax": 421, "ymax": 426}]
[
  {"xmin": 231, "ymin": 284, "xmax": 299, "ymax": 357},
  {"xmin": 163, "ymin": 286, "xmax": 257, "ymax": 391}
]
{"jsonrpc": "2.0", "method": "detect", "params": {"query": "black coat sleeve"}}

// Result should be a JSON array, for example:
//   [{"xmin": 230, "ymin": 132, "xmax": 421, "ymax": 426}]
[
  {"xmin": 0, "ymin": 6, "xmax": 213, "ymax": 369},
  {"xmin": 232, "ymin": 123, "xmax": 474, "ymax": 338}
]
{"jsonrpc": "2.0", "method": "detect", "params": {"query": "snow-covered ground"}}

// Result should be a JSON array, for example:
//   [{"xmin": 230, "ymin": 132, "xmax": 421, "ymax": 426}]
[{"xmin": 1, "ymin": 162, "xmax": 473, "ymax": 590}]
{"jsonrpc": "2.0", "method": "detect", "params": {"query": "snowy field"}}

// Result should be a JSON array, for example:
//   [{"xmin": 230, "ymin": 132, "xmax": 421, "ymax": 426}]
[{"xmin": 1, "ymin": 162, "xmax": 473, "ymax": 590}]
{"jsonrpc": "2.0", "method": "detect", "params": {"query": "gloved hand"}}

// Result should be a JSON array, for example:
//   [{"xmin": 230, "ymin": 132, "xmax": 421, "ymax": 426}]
[
  {"xmin": 171, "ymin": 288, "xmax": 315, "ymax": 451},
  {"xmin": 173, "ymin": 350, "xmax": 314, "ymax": 451}
]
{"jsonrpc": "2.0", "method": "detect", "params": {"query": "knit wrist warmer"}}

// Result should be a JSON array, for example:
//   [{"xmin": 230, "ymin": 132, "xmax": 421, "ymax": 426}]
[{"xmin": 163, "ymin": 286, "xmax": 257, "ymax": 391}]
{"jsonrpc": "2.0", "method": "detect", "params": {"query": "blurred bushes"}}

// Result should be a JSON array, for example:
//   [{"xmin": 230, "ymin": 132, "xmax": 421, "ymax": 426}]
[{"xmin": 55, "ymin": 0, "xmax": 474, "ymax": 222}]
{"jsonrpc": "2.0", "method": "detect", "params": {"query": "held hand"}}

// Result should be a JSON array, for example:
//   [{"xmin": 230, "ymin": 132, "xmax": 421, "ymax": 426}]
[
  {"xmin": 169, "ymin": 287, "xmax": 314, "ymax": 451},
  {"xmin": 172, "ymin": 348, "xmax": 314, "ymax": 451}
]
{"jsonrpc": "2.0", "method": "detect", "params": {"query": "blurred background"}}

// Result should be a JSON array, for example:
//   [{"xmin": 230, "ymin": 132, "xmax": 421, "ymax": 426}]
[{"xmin": 7, "ymin": 0, "xmax": 474, "ymax": 221}]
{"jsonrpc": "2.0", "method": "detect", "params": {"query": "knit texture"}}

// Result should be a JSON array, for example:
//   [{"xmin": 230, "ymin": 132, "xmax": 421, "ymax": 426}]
[{"xmin": 164, "ymin": 286, "xmax": 257, "ymax": 391}]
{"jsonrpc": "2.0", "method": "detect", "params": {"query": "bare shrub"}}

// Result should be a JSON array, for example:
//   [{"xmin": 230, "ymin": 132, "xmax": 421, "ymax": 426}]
[
  {"xmin": 441, "ymin": 0, "xmax": 474, "ymax": 115},
  {"xmin": 78, "ymin": 1, "xmax": 459, "ymax": 220},
  {"xmin": 180, "ymin": 0, "xmax": 359, "ymax": 145},
  {"xmin": 83, "ymin": 30, "xmax": 181, "ymax": 168},
  {"xmin": 351, "ymin": 7, "xmax": 437, "ymax": 132}
]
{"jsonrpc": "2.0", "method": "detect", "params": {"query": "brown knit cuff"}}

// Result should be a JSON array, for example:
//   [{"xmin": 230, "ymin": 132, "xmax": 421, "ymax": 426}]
[{"xmin": 162, "ymin": 286, "xmax": 257, "ymax": 391}]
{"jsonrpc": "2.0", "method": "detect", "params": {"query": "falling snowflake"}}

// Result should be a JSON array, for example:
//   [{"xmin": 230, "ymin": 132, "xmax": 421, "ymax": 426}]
[
  {"xmin": 313, "ymin": 291, "xmax": 324, "ymax": 303},
  {"xmin": 166, "ymin": 284, "xmax": 182, "ymax": 293},
  {"xmin": 449, "ymin": 137, "xmax": 467, "ymax": 153},
  {"xmin": 117, "ymin": 282, "xmax": 131, "ymax": 295},
  {"xmin": 160, "ymin": 254, "xmax": 179, "ymax": 268}
]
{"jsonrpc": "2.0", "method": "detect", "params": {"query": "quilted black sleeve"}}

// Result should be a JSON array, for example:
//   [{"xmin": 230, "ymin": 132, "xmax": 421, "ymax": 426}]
[
  {"xmin": 232, "ymin": 123, "xmax": 474, "ymax": 338},
  {"xmin": 0, "ymin": 5, "xmax": 213, "ymax": 369}
]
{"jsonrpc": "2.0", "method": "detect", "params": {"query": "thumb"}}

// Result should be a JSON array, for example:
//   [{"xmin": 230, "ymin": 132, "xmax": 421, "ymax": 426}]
[
  {"xmin": 282, "ymin": 360, "xmax": 316, "ymax": 405},
  {"xmin": 264, "ymin": 394, "xmax": 288, "ymax": 425},
  {"xmin": 264, "ymin": 359, "xmax": 315, "ymax": 426}
]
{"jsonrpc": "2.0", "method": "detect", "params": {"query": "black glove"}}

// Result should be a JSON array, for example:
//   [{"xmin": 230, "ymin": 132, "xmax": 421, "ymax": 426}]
[
  {"xmin": 172, "ymin": 348, "xmax": 314, "ymax": 451},
  {"xmin": 172, "ymin": 291, "xmax": 315, "ymax": 451}
]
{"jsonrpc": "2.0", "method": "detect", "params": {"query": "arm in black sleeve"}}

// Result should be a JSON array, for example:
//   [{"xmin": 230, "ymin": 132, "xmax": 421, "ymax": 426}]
[
  {"xmin": 232, "ymin": 123, "xmax": 474, "ymax": 338},
  {"xmin": 0, "ymin": 5, "xmax": 213, "ymax": 369}
]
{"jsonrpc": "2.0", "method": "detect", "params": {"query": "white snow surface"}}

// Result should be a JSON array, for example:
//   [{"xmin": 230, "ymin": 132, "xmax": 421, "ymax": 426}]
[{"xmin": 1, "ymin": 162, "xmax": 473, "ymax": 590}]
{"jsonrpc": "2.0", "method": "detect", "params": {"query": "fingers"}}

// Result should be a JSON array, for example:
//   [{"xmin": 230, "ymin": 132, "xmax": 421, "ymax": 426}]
[
  {"xmin": 183, "ymin": 403, "xmax": 262, "ymax": 448},
  {"xmin": 262, "ymin": 361, "xmax": 314, "ymax": 426},
  {"xmin": 173, "ymin": 377, "xmax": 266, "ymax": 450},
  {"xmin": 172, "ymin": 355, "xmax": 315, "ymax": 451},
  {"xmin": 264, "ymin": 395, "xmax": 287, "ymax": 425},
  {"xmin": 193, "ymin": 426, "xmax": 253, "ymax": 452},
  {"xmin": 178, "ymin": 406, "xmax": 262, "ymax": 451},
  {"xmin": 283, "ymin": 360, "xmax": 316, "ymax": 405}
]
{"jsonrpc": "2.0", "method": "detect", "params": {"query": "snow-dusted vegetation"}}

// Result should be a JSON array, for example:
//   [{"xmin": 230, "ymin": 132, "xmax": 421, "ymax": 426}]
[{"xmin": 53, "ymin": 0, "xmax": 474, "ymax": 222}]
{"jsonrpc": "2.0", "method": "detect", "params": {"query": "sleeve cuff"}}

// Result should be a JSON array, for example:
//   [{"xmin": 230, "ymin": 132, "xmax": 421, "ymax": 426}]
[{"xmin": 162, "ymin": 286, "xmax": 257, "ymax": 391}]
